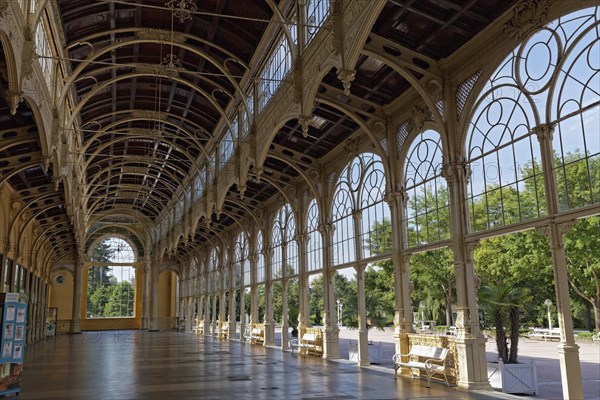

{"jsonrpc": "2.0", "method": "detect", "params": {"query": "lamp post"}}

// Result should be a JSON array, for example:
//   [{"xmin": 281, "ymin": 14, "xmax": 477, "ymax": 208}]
[
  {"xmin": 340, "ymin": 302, "xmax": 343, "ymax": 328},
  {"xmin": 336, "ymin": 299, "xmax": 341, "ymax": 327},
  {"xmin": 544, "ymin": 299, "xmax": 553, "ymax": 331},
  {"xmin": 419, "ymin": 302, "xmax": 425, "ymax": 330}
]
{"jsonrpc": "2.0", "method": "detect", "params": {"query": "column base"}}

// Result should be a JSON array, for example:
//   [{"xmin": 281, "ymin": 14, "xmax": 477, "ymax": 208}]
[
  {"xmin": 322, "ymin": 325, "xmax": 340, "ymax": 359},
  {"xmin": 71, "ymin": 320, "xmax": 81, "ymax": 334},
  {"xmin": 263, "ymin": 322, "xmax": 275, "ymax": 346},
  {"xmin": 557, "ymin": 343, "xmax": 584, "ymax": 400},
  {"xmin": 455, "ymin": 336, "xmax": 492, "ymax": 391}
]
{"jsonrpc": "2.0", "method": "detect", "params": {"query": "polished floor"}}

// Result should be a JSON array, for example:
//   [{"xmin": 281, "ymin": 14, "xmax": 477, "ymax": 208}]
[{"xmin": 19, "ymin": 331, "xmax": 523, "ymax": 400}]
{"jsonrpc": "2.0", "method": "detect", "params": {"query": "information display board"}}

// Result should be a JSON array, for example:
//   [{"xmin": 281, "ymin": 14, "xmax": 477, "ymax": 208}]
[{"xmin": 0, "ymin": 293, "xmax": 27, "ymax": 395}]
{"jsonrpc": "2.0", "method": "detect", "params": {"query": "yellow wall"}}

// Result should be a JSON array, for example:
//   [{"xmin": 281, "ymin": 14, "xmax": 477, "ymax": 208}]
[
  {"xmin": 158, "ymin": 270, "xmax": 174, "ymax": 317},
  {"xmin": 48, "ymin": 273, "xmax": 74, "ymax": 322}
]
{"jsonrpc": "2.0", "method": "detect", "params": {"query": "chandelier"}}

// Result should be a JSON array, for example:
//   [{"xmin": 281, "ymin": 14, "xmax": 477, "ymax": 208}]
[{"xmin": 165, "ymin": 0, "xmax": 197, "ymax": 23}]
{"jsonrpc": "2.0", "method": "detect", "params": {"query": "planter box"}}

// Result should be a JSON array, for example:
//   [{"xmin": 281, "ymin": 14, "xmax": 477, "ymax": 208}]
[
  {"xmin": 348, "ymin": 340, "xmax": 382, "ymax": 364},
  {"xmin": 488, "ymin": 359, "xmax": 538, "ymax": 395}
]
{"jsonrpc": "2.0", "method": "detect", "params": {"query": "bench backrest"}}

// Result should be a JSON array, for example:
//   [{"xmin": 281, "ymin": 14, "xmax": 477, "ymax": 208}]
[
  {"xmin": 301, "ymin": 332, "xmax": 318, "ymax": 342},
  {"xmin": 410, "ymin": 345, "xmax": 447, "ymax": 360},
  {"xmin": 251, "ymin": 328, "xmax": 262, "ymax": 335}
]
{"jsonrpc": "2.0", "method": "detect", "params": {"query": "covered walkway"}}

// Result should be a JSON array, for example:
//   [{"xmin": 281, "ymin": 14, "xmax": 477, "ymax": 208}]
[{"xmin": 20, "ymin": 331, "xmax": 520, "ymax": 400}]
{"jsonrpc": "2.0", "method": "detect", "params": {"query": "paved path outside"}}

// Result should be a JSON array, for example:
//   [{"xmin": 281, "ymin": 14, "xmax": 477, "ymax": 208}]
[{"xmin": 272, "ymin": 327, "xmax": 600, "ymax": 400}]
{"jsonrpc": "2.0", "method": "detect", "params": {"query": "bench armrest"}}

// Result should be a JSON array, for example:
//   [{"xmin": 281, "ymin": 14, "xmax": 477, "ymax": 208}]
[
  {"xmin": 424, "ymin": 357, "xmax": 445, "ymax": 366},
  {"xmin": 392, "ymin": 353, "xmax": 411, "ymax": 363}
]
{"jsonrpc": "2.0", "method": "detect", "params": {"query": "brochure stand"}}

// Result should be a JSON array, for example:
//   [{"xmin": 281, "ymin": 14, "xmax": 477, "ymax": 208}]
[{"xmin": 0, "ymin": 293, "xmax": 28, "ymax": 396}]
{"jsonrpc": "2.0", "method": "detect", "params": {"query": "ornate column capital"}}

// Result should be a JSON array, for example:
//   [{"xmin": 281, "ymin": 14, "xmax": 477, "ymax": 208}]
[
  {"xmin": 294, "ymin": 233, "xmax": 308, "ymax": 245},
  {"xmin": 536, "ymin": 220, "xmax": 575, "ymax": 249},
  {"xmin": 441, "ymin": 154, "xmax": 471, "ymax": 186},
  {"xmin": 318, "ymin": 222, "xmax": 335, "ymax": 236},
  {"xmin": 533, "ymin": 122, "xmax": 555, "ymax": 143}
]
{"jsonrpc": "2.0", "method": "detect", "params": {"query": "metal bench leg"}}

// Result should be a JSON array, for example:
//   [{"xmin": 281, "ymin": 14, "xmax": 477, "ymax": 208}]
[{"xmin": 426, "ymin": 370, "xmax": 432, "ymax": 388}]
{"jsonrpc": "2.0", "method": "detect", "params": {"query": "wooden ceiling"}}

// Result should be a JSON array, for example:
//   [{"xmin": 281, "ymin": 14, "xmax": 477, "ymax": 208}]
[{"xmin": 0, "ymin": 0, "xmax": 520, "ymax": 262}]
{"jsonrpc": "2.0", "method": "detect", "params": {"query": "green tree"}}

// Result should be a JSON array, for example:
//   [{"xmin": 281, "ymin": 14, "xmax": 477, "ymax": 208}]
[
  {"xmin": 309, "ymin": 275, "xmax": 323, "ymax": 325},
  {"xmin": 479, "ymin": 283, "xmax": 531, "ymax": 363},
  {"xmin": 474, "ymin": 231, "xmax": 554, "ymax": 326},
  {"xmin": 410, "ymin": 249, "xmax": 455, "ymax": 326},
  {"xmin": 87, "ymin": 284, "xmax": 112, "ymax": 317},
  {"xmin": 335, "ymin": 271, "xmax": 358, "ymax": 327},
  {"xmin": 405, "ymin": 185, "xmax": 451, "ymax": 246},
  {"xmin": 556, "ymin": 152, "xmax": 600, "ymax": 210},
  {"xmin": 565, "ymin": 216, "xmax": 600, "ymax": 332},
  {"xmin": 272, "ymin": 265, "xmax": 300, "ymax": 326},
  {"xmin": 88, "ymin": 240, "xmax": 115, "ymax": 292},
  {"xmin": 104, "ymin": 281, "xmax": 135, "ymax": 317}
]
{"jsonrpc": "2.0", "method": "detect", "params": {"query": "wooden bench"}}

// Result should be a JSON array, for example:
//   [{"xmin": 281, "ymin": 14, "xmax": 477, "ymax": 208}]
[
  {"xmin": 392, "ymin": 344, "xmax": 449, "ymax": 387},
  {"xmin": 299, "ymin": 331, "xmax": 323, "ymax": 356},
  {"xmin": 529, "ymin": 328, "xmax": 561, "ymax": 342}
]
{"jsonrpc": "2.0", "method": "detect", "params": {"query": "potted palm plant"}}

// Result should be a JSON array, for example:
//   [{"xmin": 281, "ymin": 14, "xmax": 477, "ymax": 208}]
[{"xmin": 479, "ymin": 283, "xmax": 538, "ymax": 395}]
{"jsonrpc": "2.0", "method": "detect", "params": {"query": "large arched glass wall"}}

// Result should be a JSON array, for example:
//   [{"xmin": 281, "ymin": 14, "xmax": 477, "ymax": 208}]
[
  {"xmin": 403, "ymin": 131, "xmax": 449, "ymax": 247},
  {"xmin": 236, "ymin": 233, "xmax": 248, "ymax": 288},
  {"xmin": 467, "ymin": 6, "xmax": 599, "ymax": 233},
  {"xmin": 87, "ymin": 237, "xmax": 136, "ymax": 318},
  {"xmin": 286, "ymin": 212, "xmax": 299, "ymax": 277},
  {"xmin": 332, "ymin": 152, "xmax": 389, "ymax": 265},
  {"xmin": 306, "ymin": 198, "xmax": 322, "ymax": 272},
  {"xmin": 272, "ymin": 212, "xmax": 283, "ymax": 280},
  {"xmin": 332, "ymin": 159, "xmax": 359, "ymax": 265},
  {"xmin": 272, "ymin": 204, "xmax": 298, "ymax": 279},
  {"xmin": 210, "ymin": 248, "xmax": 218, "ymax": 293},
  {"xmin": 222, "ymin": 249, "xmax": 229, "ymax": 290},
  {"xmin": 549, "ymin": 8, "xmax": 600, "ymax": 210},
  {"xmin": 467, "ymin": 61, "xmax": 545, "ymax": 231},
  {"xmin": 359, "ymin": 154, "xmax": 390, "ymax": 258}
]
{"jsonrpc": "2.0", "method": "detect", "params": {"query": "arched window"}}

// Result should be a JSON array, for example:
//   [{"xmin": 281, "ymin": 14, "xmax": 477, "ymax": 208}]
[
  {"xmin": 467, "ymin": 51, "xmax": 545, "ymax": 231},
  {"xmin": 210, "ymin": 248, "xmax": 218, "ymax": 292},
  {"xmin": 467, "ymin": 6, "xmax": 599, "ymax": 232},
  {"xmin": 549, "ymin": 8, "xmax": 600, "ymax": 209},
  {"xmin": 271, "ymin": 204, "xmax": 297, "ymax": 278},
  {"xmin": 306, "ymin": 198, "xmax": 322, "ymax": 272},
  {"xmin": 222, "ymin": 249, "xmax": 229, "ymax": 289},
  {"xmin": 404, "ymin": 130, "xmax": 450, "ymax": 247},
  {"xmin": 235, "ymin": 233, "xmax": 247, "ymax": 288},
  {"xmin": 86, "ymin": 237, "xmax": 136, "ymax": 318},
  {"xmin": 256, "ymin": 231, "xmax": 265, "ymax": 283},
  {"xmin": 286, "ymin": 210, "xmax": 298, "ymax": 276},
  {"xmin": 332, "ymin": 161, "xmax": 358, "ymax": 266},
  {"xmin": 332, "ymin": 152, "xmax": 389, "ymax": 265},
  {"xmin": 360, "ymin": 154, "xmax": 390, "ymax": 258},
  {"xmin": 272, "ymin": 212, "xmax": 283, "ymax": 280}
]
